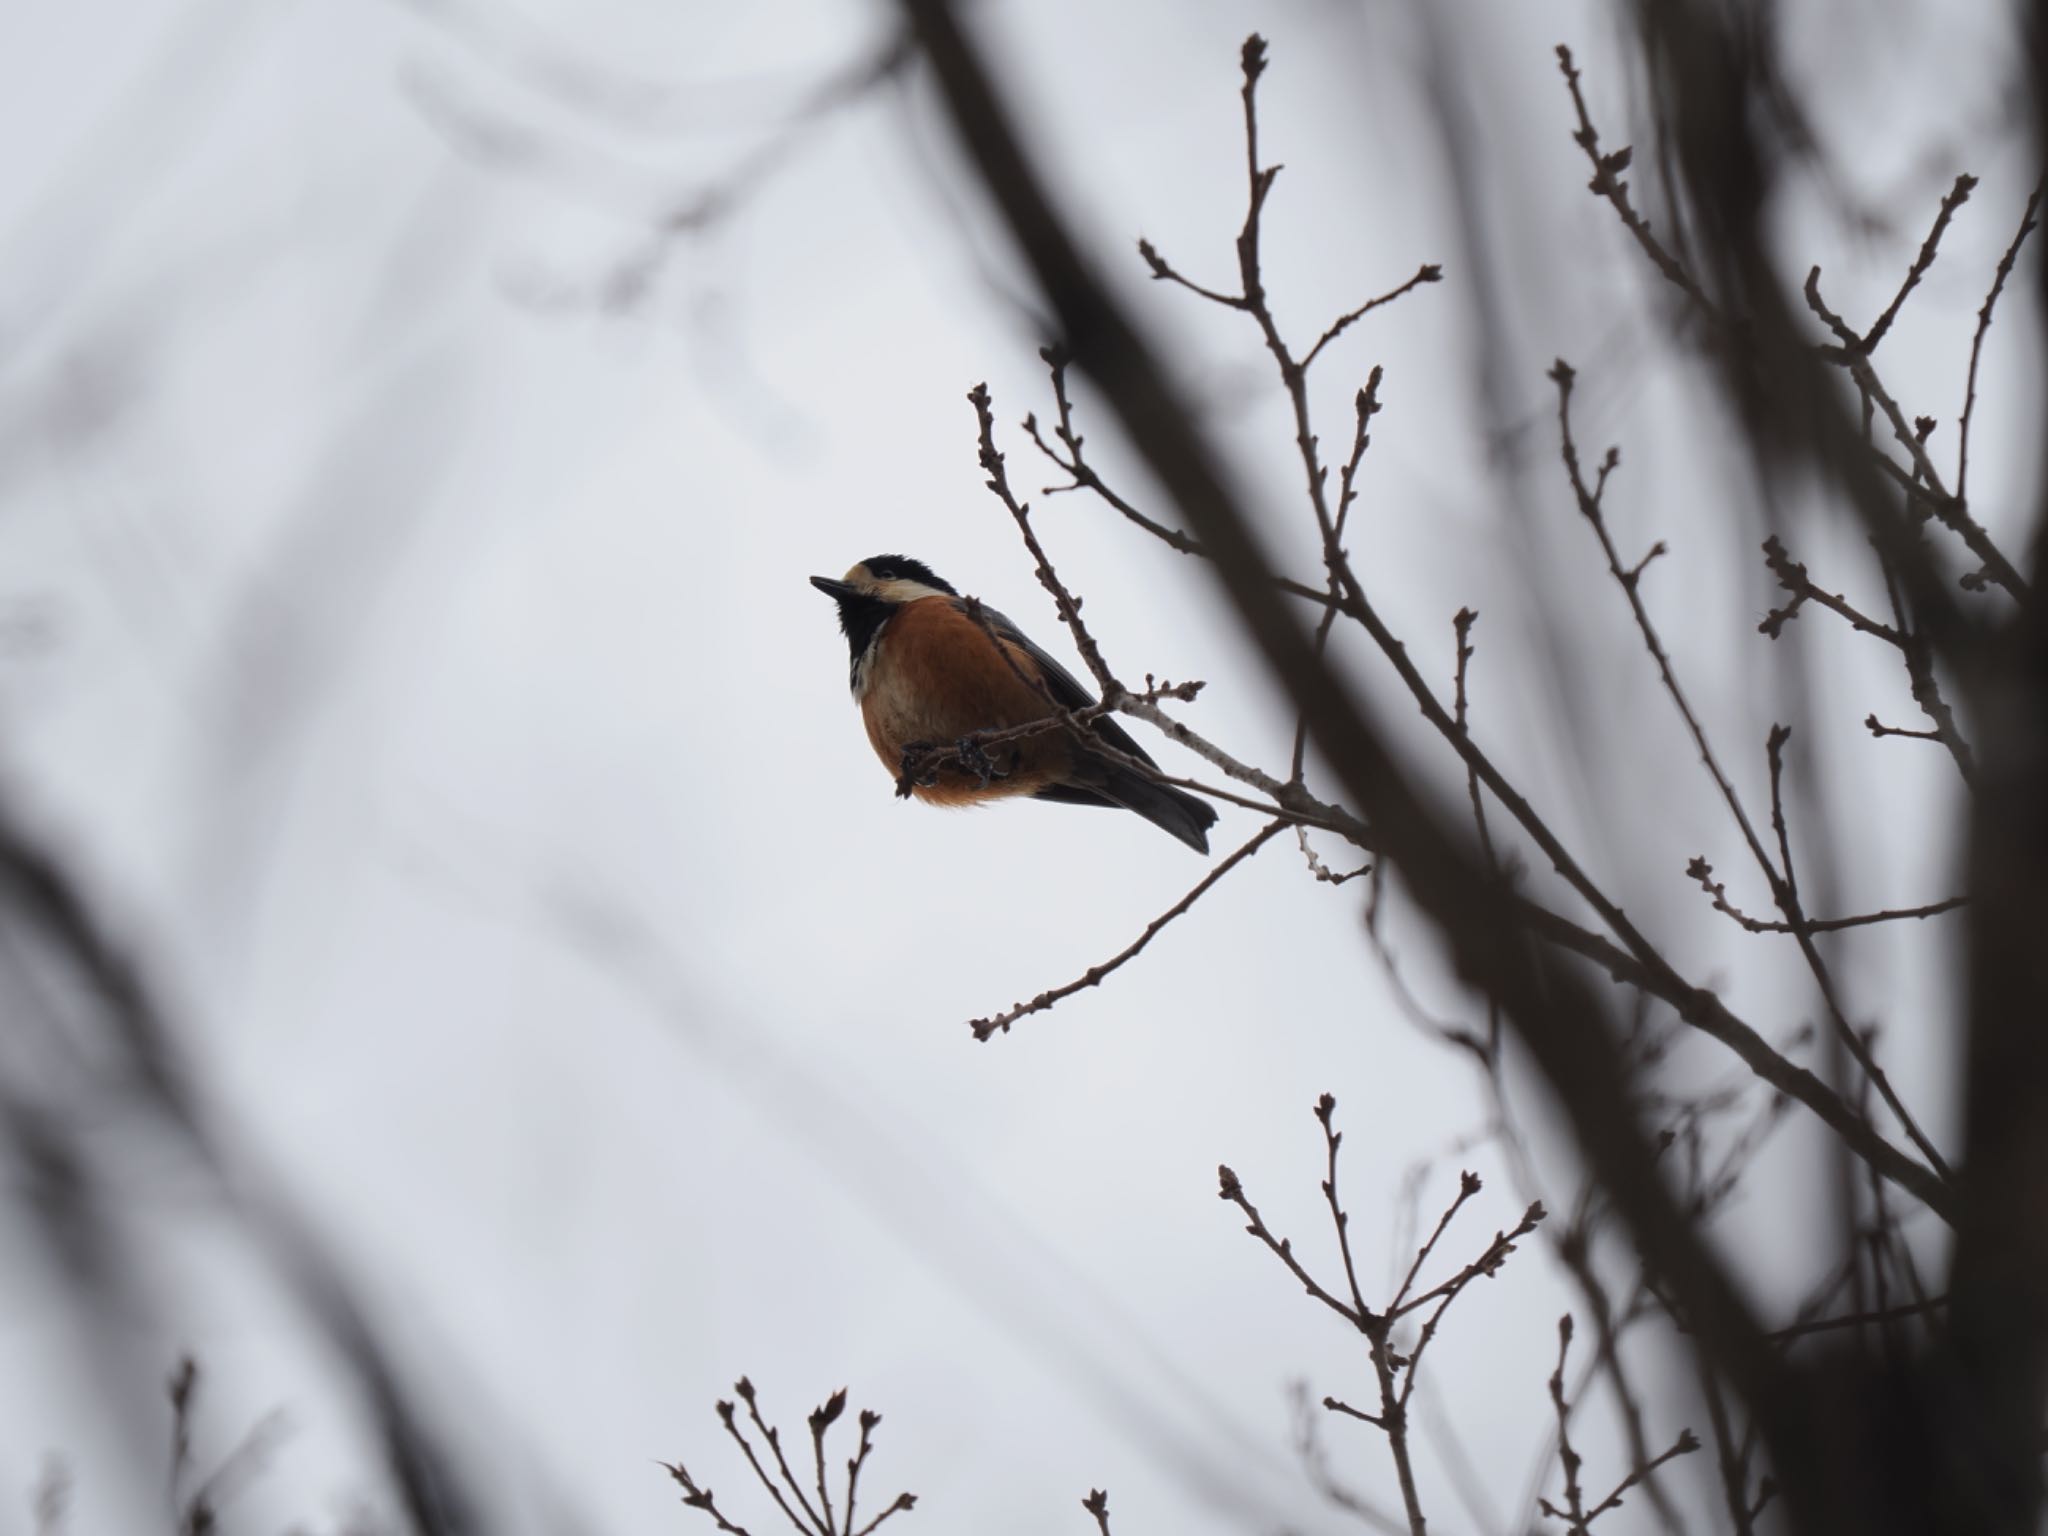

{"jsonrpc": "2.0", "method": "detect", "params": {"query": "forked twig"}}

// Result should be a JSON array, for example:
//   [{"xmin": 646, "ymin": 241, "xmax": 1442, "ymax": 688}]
[{"xmin": 674, "ymin": 1382, "xmax": 914, "ymax": 1536}]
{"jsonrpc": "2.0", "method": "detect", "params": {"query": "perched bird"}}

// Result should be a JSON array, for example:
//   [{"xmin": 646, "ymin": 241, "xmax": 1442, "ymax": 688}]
[{"xmin": 810, "ymin": 555, "xmax": 1218, "ymax": 853}]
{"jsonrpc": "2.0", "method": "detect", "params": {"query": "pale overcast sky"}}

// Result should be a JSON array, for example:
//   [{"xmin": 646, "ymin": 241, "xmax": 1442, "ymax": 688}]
[{"xmin": 0, "ymin": 1, "xmax": 2029, "ymax": 1533}]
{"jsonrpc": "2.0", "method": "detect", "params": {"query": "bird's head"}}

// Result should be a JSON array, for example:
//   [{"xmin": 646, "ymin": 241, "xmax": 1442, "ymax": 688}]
[
  {"xmin": 808, "ymin": 555, "xmax": 958, "ymax": 611},
  {"xmin": 810, "ymin": 556, "xmax": 959, "ymax": 688}
]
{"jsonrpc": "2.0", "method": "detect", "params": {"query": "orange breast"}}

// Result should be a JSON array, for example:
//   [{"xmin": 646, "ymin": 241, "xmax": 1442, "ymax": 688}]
[{"xmin": 859, "ymin": 598, "xmax": 1071, "ymax": 805}]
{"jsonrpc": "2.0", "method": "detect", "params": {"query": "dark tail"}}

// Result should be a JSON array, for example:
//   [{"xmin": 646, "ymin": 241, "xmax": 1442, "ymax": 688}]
[{"xmin": 1097, "ymin": 766, "xmax": 1219, "ymax": 853}]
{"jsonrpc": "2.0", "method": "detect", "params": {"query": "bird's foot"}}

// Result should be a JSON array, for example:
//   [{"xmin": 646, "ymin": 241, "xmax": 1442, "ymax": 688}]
[
  {"xmin": 954, "ymin": 735, "xmax": 1013, "ymax": 789},
  {"xmin": 895, "ymin": 741, "xmax": 940, "ymax": 798}
]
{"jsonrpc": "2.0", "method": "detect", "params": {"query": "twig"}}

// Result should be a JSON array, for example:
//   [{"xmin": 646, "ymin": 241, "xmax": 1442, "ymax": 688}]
[
  {"xmin": 1390, "ymin": 1171, "xmax": 1483, "ymax": 1313},
  {"xmin": 890, "ymin": 27, "xmax": 1894, "ymax": 1520},
  {"xmin": 965, "ymin": 384, "xmax": 1381, "ymax": 846},
  {"xmin": 1317, "ymin": 1092, "xmax": 1375, "ymax": 1320},
  {"xmin": 683, "ymin": 1384, "xmax": 911, "ymax": 1536},
  {"xmin": 1686, "ymin": 858, "xmax": 1964, "ymax": 933},
  {"xmin": 1296, "ymin": 824, "xmax": 1372, "ymax": 884},
  {"xmin": 1152, "ymin": 58, "xmax": 1943, "ymax": 1224},
  {"xmin": 1148, "ymin": 34, "xmax": 1952, "ymax": 1223},
  {"xmin": 1303, "ymin": 265, "xmax": 1444, "ymax": 371},
  {"xmin": 1292, "ymin": 375, "xmax": 1385, "ymax": 785},
  {"xmin": 968, "ymin": 381, "xmax": 1118, "ymax": 691},
  {"xmin": 1765, "ymin": 1294, "xmax": 1948, "ymax": 1343},
  {"xmin": 1137, "ymin": 236, "xmax": 1242, "ymax": 308},
  {"xmin": 1865, "ymin": 714, "xmax": 1943, "ymax": 742},
  {"xmin": 1452, "ymin": 608, "xmax": 1505, "ymax": 1063},
  {"xmin": 168, "ymin": 1356, "xmax": 198, "ymax": 1507},
  {"xmin": 1217, "ymin": 1159, "xmax": 1365, "ymax": 1330},
  {"xmin": 1561, "ymin": 41, "xmax": 2024, "ymax": 610},
  {"xmin": 1022, "ymin": 348, "xmax": 1385, "ymax": 620},
  {"xmin": 1576, "ymin": 1428, "xmax": 1703, "ymax": 1527},
  {"xmin": 1556, "ymin": 362, "xmax": 1955, "ymax": 1192},
  {"xmin": 180, "ymin": 1409, "xmax": 292, "ymax": 1536},
  {"xmin": 1289, "ymin": 1385, "xmax": 1410, "ymax": 1534},
  {"xmin": 1026, "ymin": 346, "xmax": 1202, "ymax": 556},
  {"xmin": 1508, "ymin": 893, "xmax": 1950, "ymax": 1218},
  {"xmin": 1359, "ymin": 890, "xmax": 1497, "ymax": 1064},
  {"xmin": 808, "ymin": 1392, "xmax": 845, "ymax": 1536},
  {"xmin": 1555, "ymin": 46, "xmax": 1717, "ymax": 316},
  {"xmin": 1696, "ymin": 1359, "xmax": 1759, "ymax": 1536},
  {"xmin": 1392, "ymin": 1198, "xmax": 1548, "ymax": 1471},
  {"xmin": 1391, "ymin": 1199, "xmax": 1546, "ymax": 1323},
  {"xmin": 1450, "ymin": 610, "xmax": 1498, "ymax": 872},
  {"xmin": 1757, "ymin": 536, "xmax": 1904, "ymax": 645},
  {"xmin": 1766, "ymin": 724, "xmax": 1954, "ymax": 1188},
  {"xmin": 1220, "ymin": 1050, "xmax": 1528, "ymax": 1529},
  {"xmin": 1791, "ymin": 493, "xmax": 1976, "ymax": 775},
  {"xmin": 841, "ymin": 1410, "xmax": 880, "ymax": 1536},
  {"xmin": 1957, "ymin": 179, "xmax": 2043, "ymax": 500},
  {"xmin": 664, "ymin": 1460, "xmax": 760, "ymax": 1536},
  {"xmin": 1540, "ymin": 1318, "xmax": 1592, "ymax": 1531},
  {"xmin": 969, "ymin": 819, "xmax": 1285, "ymax": 1038},
  {"xmin": 1080, "ymin": 1489, "xmax": 1113, "ymax": 1535},
  {"xmin": 1548, "ymin": 1211, "xmax": 1687, "ymax": 1533},
  {"xmin": 1862, "ymin": 173, "xmax": 1976, "ymax": 352},
  {"xmin": 1866, "ymin": 534, "xmax": 1978, "ymax": 782},
  {"xmin": 1114, "ymin": 694, "xmax": 1374, "ymax": 843},
  {"xmin": 850, "ymin": 1494, "xmax": 916, "ymax": 1536},
  {"xmin": 1553, "ymin": 362, "xmax": 1785, "ymax": 895},
  {"xmin": 1803, "ymin": 268, "xmax": 2030, "ymax": 603},
  {"xmin": 726, "ymin": 1381, "xmax": 828, "ymax": 1535}
]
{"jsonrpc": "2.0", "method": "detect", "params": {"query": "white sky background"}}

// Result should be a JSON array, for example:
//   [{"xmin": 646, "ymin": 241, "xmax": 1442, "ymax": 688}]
[{"xmin": 0, "ymin": 0, "xmax": 2034, "ymax": 1533}]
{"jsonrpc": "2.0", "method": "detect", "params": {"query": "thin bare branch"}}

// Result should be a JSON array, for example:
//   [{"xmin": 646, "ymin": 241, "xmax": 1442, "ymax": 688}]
[
  {"xmin": 1555, "ymin": 46, "xmax": 1717, "ymax": 315},
  {"xmin": 1391, "ymin": 1199, "xmax": 1547, "ymax": 1322},
  {"xmin": 850, "ymin": 1494, "xmax": 917, "ymax": 1536},
  {"xmin": 1316, "ymin": 1093, "xmax": 1375, "ymax": 1321},
  {"xmin": 1765, "ymin": 1295, "xmax": 1948, "ymax": 1343},
  {"xmin": 969, "ymin": 382, "xmax": 1117, "ymax": 690},
  {"xmin": 1556, "ymin": 361, "xmax": 1955, "ymax": 1193},
  {"xmin": 1578, "ymin": 1428, "xmax": 1704, "ymax": 1527},
  {"xmin": 1391, "ymin": 1170, "xmax": 1483, "ymax": 1314},
  {"xmin": 1804, "ymin": 267, "xmax": 2030, "ymax": 603},
  {"xmin": 665, "ymin": 1459, "xmax": 760, "ymax": 1536},
  {"xmin": 1217, "ymin": 1160, "xmax": 1366, "ymax": 1330},
  {"xmin": 1865, "ymin": 714, "xmax": 1945, "ymax": 743},
  {"xmin": 728, "ymin": 1382, "xmax": 829, "ymax": 1536},
  {"xmin": 1540, "ymin": 1318, "xmax": 1592, "ymax": 1531},
  {"xmin": 1302, "ymin": 264, "xmax": 1444, "ymax": 371},
  {"xmin": 1758, "ymin": 536, "xmax": 1905, "ymax": 646},
  {"xmin": 1687, "ymin": 858, "xmax": 1965, "ymax": 933},
  {"xmin": 1958, "ymin": 179, "xmax": 2043, "ymax": 500},
  {"xmin": 808, "ymin": 1392, "xmax": 845, "ymax": 1536},
  {"xmin": 970, "ymin": 819, "xmax": 1285, "ymax": 1039},
  {"xmin": 1862, "ymin": 173, "xmax": 1977, "ymax": 352}
]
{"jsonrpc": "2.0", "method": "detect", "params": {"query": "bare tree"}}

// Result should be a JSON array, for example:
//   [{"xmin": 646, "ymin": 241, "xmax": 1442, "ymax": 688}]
[{"xmin": 833, "ymin": 4, "xmax": 2046, "ymax": 1531}]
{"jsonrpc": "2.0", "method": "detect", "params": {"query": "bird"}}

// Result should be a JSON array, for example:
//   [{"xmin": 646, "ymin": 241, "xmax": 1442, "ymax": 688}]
[{"xmin": 810, "ymin": 555, "xmax": 1218, "ymax": 853}]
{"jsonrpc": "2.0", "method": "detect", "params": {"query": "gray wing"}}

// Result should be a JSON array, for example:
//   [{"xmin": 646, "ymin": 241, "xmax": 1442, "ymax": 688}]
[{"xmin": 963, "ymin": 600, "xmax": 1159, "ymax": 767}]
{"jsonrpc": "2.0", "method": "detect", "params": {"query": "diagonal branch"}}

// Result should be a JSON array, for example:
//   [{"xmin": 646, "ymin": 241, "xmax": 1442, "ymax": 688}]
[{"xmin": 969, "ymin": 820, "xmax": 1285, "ymax": 1039}]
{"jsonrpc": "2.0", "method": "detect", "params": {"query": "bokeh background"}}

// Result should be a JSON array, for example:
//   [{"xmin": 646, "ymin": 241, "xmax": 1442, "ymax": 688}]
[{"xmin": 0, "ymin": 1, "xmax": 2031, "ymax": 1532}]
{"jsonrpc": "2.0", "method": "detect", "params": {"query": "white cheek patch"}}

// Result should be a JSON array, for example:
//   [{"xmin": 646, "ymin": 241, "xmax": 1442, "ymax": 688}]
[{"xmin": 872, "ymin": 578, "xmax": 953, "ymax": 605}]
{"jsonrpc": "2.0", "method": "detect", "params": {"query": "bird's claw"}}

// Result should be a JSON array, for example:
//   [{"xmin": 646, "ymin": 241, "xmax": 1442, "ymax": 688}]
[
  {"xmin": 954, "ymin": 735, "xmax": 1013, "ymax": 788},
  {"xmin": 895, "ymin": 740, "xmax": 941, "ymax": 798}
]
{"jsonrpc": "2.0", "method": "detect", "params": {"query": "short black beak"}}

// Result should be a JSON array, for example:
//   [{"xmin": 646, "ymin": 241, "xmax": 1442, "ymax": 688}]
[{"xmin": 810, "ymin": 576, "xmax": 854, "ymax": 599}]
